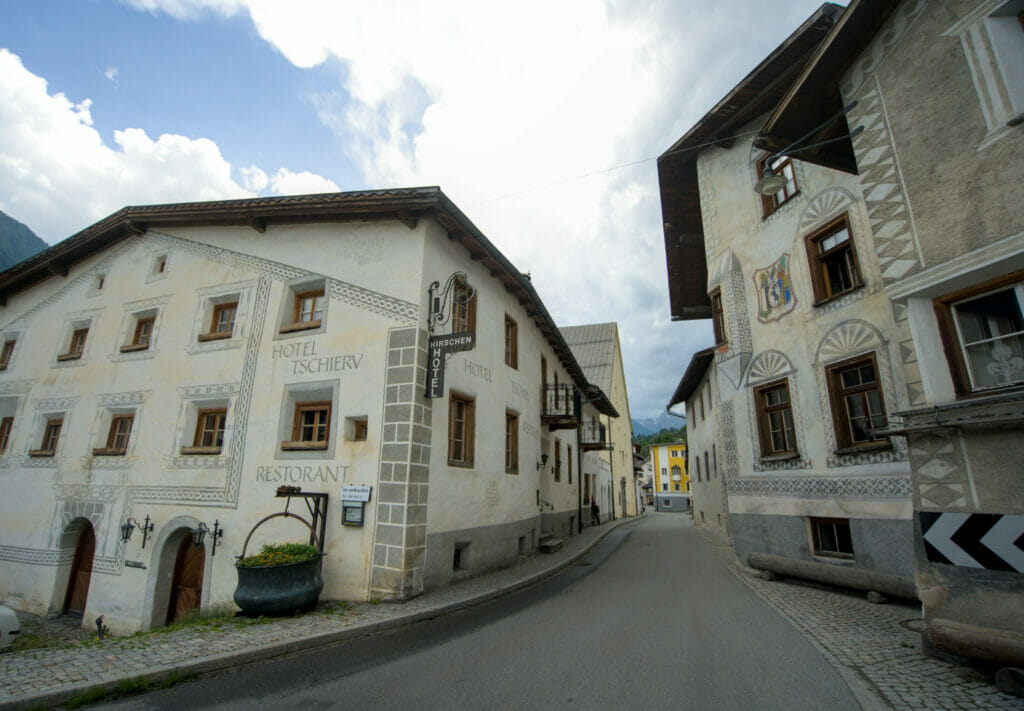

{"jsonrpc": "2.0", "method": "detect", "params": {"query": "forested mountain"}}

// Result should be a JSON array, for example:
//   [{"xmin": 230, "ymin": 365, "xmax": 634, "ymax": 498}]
[{"xmin": 0, "ymin": 210, "xmax": 48, "ymax": 272}]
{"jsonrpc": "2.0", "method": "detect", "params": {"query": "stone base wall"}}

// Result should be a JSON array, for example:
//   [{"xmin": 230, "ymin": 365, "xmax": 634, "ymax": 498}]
[
  {"xmin": 731, "ymin": 512, "xmax": 913, "ymax": 578},
  {"xmin": 423, "ymin": 515, "xmax": 543, "ymax": 590}
]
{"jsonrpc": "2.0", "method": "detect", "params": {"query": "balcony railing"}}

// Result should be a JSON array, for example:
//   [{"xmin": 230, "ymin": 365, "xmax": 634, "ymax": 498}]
[
  {"xmin": 541, "ymin": 384, "xmax": 579, "ymax": 430},
  {"xmin": 580, "ymin": 422, "xmax": 608, "ymax": 450}
]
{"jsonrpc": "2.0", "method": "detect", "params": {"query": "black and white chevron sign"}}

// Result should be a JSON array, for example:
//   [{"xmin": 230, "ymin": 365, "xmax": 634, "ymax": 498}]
[{"xmin": 920, "ymin": 512, "xmax": 1024, "ymax": 573}]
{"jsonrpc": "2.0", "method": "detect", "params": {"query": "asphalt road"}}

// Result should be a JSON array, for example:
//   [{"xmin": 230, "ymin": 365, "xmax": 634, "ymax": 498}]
[{"xmin": 100, "ymin": 514, "xmax": 861, "ymax": 710}]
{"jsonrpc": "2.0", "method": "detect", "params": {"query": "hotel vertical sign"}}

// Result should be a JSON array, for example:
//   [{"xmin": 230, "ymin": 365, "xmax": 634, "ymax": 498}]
[
  {"xmin": 425, "ymin": 271, "xmax": 476, "ymax": 399},
  {"xmin": 427, "ymin": 332, "xmax": 475, "ymax": 398}
]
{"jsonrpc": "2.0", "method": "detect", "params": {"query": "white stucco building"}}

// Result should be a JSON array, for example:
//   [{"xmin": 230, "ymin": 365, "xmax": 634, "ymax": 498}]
[{"xmin": 0, "ymin": 187, "xmax": 618, "ymax": 633}]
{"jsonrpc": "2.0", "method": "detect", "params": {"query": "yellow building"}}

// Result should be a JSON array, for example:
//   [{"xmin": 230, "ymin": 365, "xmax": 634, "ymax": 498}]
[{"xmin": 650, "ymin": 442, "xmax": 689, "ymax": 512}]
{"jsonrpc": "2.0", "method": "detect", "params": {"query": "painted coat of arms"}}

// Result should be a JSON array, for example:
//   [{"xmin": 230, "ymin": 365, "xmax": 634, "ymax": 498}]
[{"xmin": 754, "ymin": 254, "xmax": 796, "ymax": 322}]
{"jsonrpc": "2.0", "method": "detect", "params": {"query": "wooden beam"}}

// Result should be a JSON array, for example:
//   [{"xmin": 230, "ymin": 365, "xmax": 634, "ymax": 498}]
[
  {"xmin": 46, "ymin": 262, "xmax": 68, "ymax": 278},
  {"xmin": 124, "ymin": 221, "xmax": 147, "ymax": 236},
  {"xmin": 397, "ymin": 211, "xmax": 418, "ymax": 230},
  {"xmin": 250, "ymin": 218, "xmax": 267, "ymax": 233}
]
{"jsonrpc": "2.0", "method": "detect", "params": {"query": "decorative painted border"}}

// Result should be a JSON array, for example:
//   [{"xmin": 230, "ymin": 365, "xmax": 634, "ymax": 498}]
[{"xmin": 728, "ymin": 475, "xmax": 911, "ymax": 499}]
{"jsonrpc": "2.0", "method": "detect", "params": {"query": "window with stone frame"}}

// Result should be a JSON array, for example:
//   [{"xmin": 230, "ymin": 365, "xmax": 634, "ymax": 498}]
[
  {"xmin": 710, "ymin": 288, "xmax": 727, "ymax": 346},
  {"xmin": 183, "ymin": 408, "xmax": 227, "ymax": 453},
  {"xmin": 805, "ymin": 215, "xmax": 862, "ymax": 305},
  {"xmin": 505, "ymin": 411, "xmax": 518, "ymax": 473},
  {"xmin": 934, "ymin": 273, "xmax": 1024, "ymax": 395},
  {"xmin": 448, "ymin": 392, "xmax": 475, "ymax": 467},
  {"xmin": 198, "ymin": 301, "xmax": 238, "ymax": 342},
  {"xmin": 281, "ymin": 401, "xmax": 331, "ymax": 450},
  {"xmin": 30, "ymin": 417, "xmax": 63, "ymax": 456},
  {"xmin": 0, "ymin": 338, "xmax": 16, "ymax": 370},
  {"xmin": 809, "ymin": 517, "xmax": 854, "ymax": 559},
  {"xmin": 825, "ymin": 353, "xmax": 889, "ymax": 450},
  {"xmin": 121, "ymin": 314, "xmax": 156, "ymax": 352},
  {"xmin": 504, "ymin": 315, "xmax": 518, "ymax": 369},
  {"xmin": 0, "ymin": 416, "xmax": 12, "ymax": 454},
  {"xmin": 554, "ymin": 440, "xmax": 562, "ymax": 482},
  {"xmin": 754, "ymin": 379, "xmax": 798, "ymax": 457},
  {"xmin": 59, "ymin": 327, "xmax": 89, "ymax": 361},
  {"xmin": 93, "ymin": 414, "xmax": 133, "ymax": 455},
  {"xmin": 757, "ymin": 153, "xmax": 799, "ymax": 216}
]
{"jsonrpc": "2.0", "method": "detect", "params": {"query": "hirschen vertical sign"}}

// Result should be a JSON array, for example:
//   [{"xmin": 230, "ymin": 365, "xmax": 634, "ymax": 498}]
[{"xmin": 426, "ymin": 332, "xmax": 475, "ymax": 398}]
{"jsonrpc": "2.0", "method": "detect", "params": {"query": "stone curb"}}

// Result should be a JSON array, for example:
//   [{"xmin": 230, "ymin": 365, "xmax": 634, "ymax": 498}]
[{"xmin": 0, "ymin": 517, "xmax": 635, "ymax": 711}]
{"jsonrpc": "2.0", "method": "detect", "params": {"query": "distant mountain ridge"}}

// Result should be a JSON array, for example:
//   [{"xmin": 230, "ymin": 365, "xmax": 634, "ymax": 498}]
[
  {"xmin": 632, "ymin": 410, "xmax": 685, "ymax": 436},
  {"xmin": 0, "ymin": 210, "xmax": 48, "ymax": 272}
]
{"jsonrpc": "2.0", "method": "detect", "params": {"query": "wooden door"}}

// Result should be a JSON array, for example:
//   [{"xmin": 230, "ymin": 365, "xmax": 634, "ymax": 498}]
[
  {"xmin": 166, "ymin": 535, "xmax": 205, "ymax": 624},
  {"xmin": 63, "ymin": 524, "xmax": 95, "ymax": 617}
]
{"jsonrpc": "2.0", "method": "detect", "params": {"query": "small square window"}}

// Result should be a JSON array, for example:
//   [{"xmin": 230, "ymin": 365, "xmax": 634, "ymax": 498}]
[
  {"xmin": 344, "ymin": 416, "xmax": 368, "ymax": 442},
  {"xmin": 810, "ymin": 517, "xmax": 854, "ymax": 559},
  {"xmin": 0, "ymin": 339, "xmax": 16, "ymax": 370},
  {"xmin": 153, "ymin": 255, "xmax": 167, "ymax": 274},
  {"xmin": 30, "ymin": 417, "xmax": 63, "ymax": 456},
  {"xmin": 96, "ymin": 274, "xmax": 105, "ymax": 291},
  {"xmin": 198, "ymin": 301, "xmax": 238, "ymax": 342},
  {"xmin": 281, "ymin": 401, "xmax": 331, "ymax": 450},
  {"xmin": 281, "ymin": 284, "xmax": 326, "ymax": 334},
  {"xmin": 121, "ymin": 315, "xmax": 156, "ymax": 353},
  {"xmin": 805, "ymin": 216, "xmax": 862, "ymax": 305},
  {"xmin": 58, "ymin": 328, "xmax": 89, "ymax": 361},
  {"xmin": 94, "ymin": 414, "xmax": 133, "ymax": 456}
]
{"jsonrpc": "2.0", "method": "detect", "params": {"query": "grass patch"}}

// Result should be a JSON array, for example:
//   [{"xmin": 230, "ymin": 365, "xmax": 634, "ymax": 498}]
[{"xmin": 63, "ymin": 673, "xmax": 193, "ymax": 708}]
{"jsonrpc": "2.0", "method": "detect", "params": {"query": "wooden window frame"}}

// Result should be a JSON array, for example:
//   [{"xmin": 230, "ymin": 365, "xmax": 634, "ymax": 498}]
[
  {"xmin": 58, "ymin": 328, "xmax": 89, "ymax": 361},
  {"xmin": 554, "ymin": 440, "xmax": 562, "ymax": 482},
  {"xmin": 757, "ymin": 154, "xmax": 799, "ymax": 217},
  {"xmin": 754, "ymin": 379, "xmax": 798, "ymax": 458},
  {"xmin": 805, "ymin": 215, "xmax": 862, "ymax": 306},
  {"xmin": 567, "ymin": 444, "xmax": 572, "ymax": 484},
  {"xmin": 447, "ymin": 392, "xmax": 475, "ymax": 467},
  {"xmin": 0, "ymin": 416, "xmax": 12, "ymax": 454},
  {"xmin": 352, "ymin": 418, "xmax": 368, "ymax": 441},
  {"xmin": 504, "ymin": 315, "xmax": 518, "ymax": 369},
  {"xmin": 281, "ymin": 288, "xmax": 325, "ymax": 334},
  {"xmin": 198, "ymin": 302, "xmax": 238, "ymax": 342},
  {"xmin": 281, "ymin": 401, "xmax": 331, "ymax": 450},
  {"xmin": 809, "ymin": 517, "xmax": 854, "ymax": 559},
  {"xmin": 94, "ymin": 414, "xmax": 133, "ymax": 456},
  {"xmin": 0, "ymin": 339, "xmax": 15, "ymax": 370},
  {"xmin": 825, "ymin": 353, "xmax": 890, "ymax": 451},
  {"xmin": 181, "ymin": 408, "xmax": 227, "ymax": 454},
  {"xmin": 30, "ymin": 417, "xmax": 63, "ymax": 456},
  {"xmin": 505, "ymin": 411, "xmax": 518, "ymax": 474},
  {"xmin": 710, "ymin": 288, "xmax": 727, "ymax": 346},
  {"xmin": 121, "ymin": 315, "xmax": 156, "ymax": 353},
  {"xmin": 933, "ymin": 271, "xmax": 1024, "ymax": 397},
  {"xmin": 452, "ymin": 278, "xmax": 476, "ymax": 336}
]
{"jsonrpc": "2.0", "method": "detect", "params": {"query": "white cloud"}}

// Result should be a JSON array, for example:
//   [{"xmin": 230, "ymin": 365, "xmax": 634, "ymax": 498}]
[
  {"xmin": 5, "ymin": 0, "xmax": 839, "ymax": 418},
  {"xmin": 104, "ymin": 67, "xmax": 119, "ymax": 82}
]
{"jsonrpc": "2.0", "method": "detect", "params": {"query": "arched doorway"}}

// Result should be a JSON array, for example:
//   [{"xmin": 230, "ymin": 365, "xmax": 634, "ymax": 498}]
[
  {"xmin": 166, "ymin": 534, "xmax": 205, "ymax": 624},
  {"xmin": 63, "ymin": 523, "xmax": 95, "ymax": 617}
]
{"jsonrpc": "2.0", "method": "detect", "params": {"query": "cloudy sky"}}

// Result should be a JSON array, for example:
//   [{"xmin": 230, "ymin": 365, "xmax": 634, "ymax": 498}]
[{"xmin": 0, "ymin": 0, "xmax": 837, "ymax": 421}]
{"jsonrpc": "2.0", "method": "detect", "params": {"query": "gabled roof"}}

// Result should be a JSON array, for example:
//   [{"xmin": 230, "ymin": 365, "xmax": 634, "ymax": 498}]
[
  {"xmin": 667, "ymin": 347, "xmax": 715, "ymax": 410},
  {"xmin": 758, "ymin": 0, "xmax": 901, "ymax": 171},
  {"xmin": 560, "ymin": 322, "xmax": 621, "ymax": 419},
  {"xmin": 657, "ymin": 4, "xmax": 843, "ymax": 321},
  {"xmin": 0, "ymin": 186, "xmax": 593, "ymax": 391}
]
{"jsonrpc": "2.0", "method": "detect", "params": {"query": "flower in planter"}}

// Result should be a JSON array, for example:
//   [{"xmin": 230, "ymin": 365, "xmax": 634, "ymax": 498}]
[{"xmin": 236, "ymin": 542, "xmax": 318, "ymax": 568}]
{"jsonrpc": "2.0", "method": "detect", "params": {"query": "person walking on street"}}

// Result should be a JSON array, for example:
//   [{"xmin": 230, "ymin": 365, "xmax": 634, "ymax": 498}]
[{"xmin": 591, "ymin": 497, "xmax": 600, "ymax": 526}]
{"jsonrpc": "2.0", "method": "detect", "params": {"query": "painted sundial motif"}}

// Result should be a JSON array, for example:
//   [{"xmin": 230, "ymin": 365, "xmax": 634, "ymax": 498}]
[{"xmin": 755, "ymin": 253, "xmax": 796, "ymax": 322}]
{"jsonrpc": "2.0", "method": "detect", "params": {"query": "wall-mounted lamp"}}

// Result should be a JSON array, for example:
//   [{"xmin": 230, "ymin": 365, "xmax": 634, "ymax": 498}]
[
  {"xmin": 193, "ymin": 520, "xmax": 223, "ymax": 556},
  {"xmin": 120, "ymin": 515, "xmax": 154, "ymax": 548},
  {"xmin": 537, "ymin": 452, "xmax": 549, "ymax": 470},
  {"xmin": 754, "ymin": 102, "xmax": 865, "ymax": 195}
]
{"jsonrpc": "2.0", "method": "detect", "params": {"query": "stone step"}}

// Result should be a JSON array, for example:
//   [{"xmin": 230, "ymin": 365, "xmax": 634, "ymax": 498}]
[{"xmin": 538, "ymin": 538, "xmax": 564, "ymax": 554}]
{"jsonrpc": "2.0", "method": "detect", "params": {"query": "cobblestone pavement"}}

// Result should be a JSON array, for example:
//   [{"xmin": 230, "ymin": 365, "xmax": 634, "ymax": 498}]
[
  {"xmin": 2, "ymin": 515, "xmax": 1022, "ymax": 710},
  {"xmin": 695, "ymin": 522, "xmax": 1024, "ymax": 710}
]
